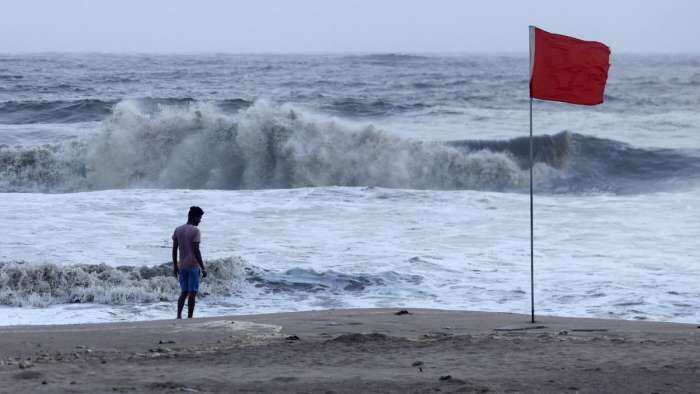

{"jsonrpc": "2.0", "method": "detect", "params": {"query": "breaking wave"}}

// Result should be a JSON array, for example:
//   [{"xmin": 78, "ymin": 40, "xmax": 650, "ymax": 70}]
[
  {"xmin": 0, "ymin": 257, "xmax": 423, "ymax": 307},
  {"xmin": 449, "ymin": 133, "xmax": 700, "ymax": 193},
  {"xmin": 0, "ymin": 100, "xmax": 698, "ymax": 194},
  {"xmin": 0, "ymin": 100, "xmax": 530, "ymax": 192}
]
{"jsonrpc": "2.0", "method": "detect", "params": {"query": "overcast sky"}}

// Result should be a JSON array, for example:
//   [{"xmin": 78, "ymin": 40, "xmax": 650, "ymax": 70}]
[{"xmin": 1, "ymin": 0, "xmax": 698, "ymax": 53}]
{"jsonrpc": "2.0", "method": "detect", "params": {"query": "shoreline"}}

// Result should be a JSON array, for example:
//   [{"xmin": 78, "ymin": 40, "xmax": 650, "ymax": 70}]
[{"xmin": 1, "ymin": 308, "xmax": 699, "ymax": 393}]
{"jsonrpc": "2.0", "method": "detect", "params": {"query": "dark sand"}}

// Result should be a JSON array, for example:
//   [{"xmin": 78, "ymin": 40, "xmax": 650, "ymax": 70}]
[{"xmin": 1, "ymin": 308, "xmax": 698, "ymax": 393}]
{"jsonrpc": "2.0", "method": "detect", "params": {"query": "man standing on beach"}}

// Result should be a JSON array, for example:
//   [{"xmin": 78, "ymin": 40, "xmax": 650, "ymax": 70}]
[{"xmin": 172, "ymin": 206, "xmax": 207, "ymax": 319}]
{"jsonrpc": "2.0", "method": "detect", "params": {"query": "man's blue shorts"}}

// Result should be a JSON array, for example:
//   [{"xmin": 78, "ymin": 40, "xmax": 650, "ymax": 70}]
[{"xmin": 179, "ymin": 267, "xmax": 201, "ymax": 293}]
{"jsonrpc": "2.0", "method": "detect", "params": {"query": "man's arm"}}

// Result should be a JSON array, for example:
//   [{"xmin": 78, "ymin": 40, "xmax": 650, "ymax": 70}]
[
  {"xmin": 193, "ymin": 242, "xmax": 207, "ymax": 277},
  {"xmin": 172, "ymin": 239, "xmax": 179, "ymax": 277}
]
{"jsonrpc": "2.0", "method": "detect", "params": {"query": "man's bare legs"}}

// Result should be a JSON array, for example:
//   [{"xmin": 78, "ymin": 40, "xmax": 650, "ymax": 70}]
[
  {"xmin": 177, "ymin": 291, "xmax": 187, "ymax": 319},
  {"xmin": 187, "ymin": 292, "xmax": 196, "ymax": 318},
  {"xmin": 177, "ymin": 292, "xmax": 197, "ymax": 319}
]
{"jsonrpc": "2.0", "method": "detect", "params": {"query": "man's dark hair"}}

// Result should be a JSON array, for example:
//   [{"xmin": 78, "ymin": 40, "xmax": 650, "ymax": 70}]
[{"xmin": 188, "ymin": 206, "xmax": 204, "ymax": 221}]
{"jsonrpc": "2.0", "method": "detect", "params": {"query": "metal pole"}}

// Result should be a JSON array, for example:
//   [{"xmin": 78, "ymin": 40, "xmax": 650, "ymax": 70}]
[{"xmin": 529, "ymin": 97, "xmax": 535, "ymax": 324}]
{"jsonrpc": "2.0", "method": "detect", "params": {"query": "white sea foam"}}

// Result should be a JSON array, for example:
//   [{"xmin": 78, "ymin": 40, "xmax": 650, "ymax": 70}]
[{"xmin": 1, "ymin": 187, "xmax": 698, "ymax": 325}]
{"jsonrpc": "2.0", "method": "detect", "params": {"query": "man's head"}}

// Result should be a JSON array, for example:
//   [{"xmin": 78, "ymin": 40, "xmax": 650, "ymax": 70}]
[{"xmin": 187, "ymin": 206, "xmax": 204, "ymax": 226}]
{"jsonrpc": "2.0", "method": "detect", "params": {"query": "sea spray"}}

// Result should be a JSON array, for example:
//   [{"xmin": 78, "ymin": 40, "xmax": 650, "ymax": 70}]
[{"xmin": 88, "ymin": 100, "xmax": 529, "ymax": 190}]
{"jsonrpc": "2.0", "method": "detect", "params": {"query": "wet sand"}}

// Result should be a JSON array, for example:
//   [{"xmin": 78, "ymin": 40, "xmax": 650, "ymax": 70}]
[{"xmin": 1, "ymin": 308, "xmax": 699, "ymax": 393}]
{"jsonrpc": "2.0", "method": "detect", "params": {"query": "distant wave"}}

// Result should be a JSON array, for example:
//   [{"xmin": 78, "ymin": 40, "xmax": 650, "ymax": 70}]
[
  {"xmin": 0, "ymin": 257, "xmax": 422, "ymax": 307},
  {"xmin": 0, "ymin": 98, "xmax": 251, "ymax": 125},
  {"xmin": 0, "ymin": 99, "xmax": 115, "ymax": 124},
  {"xmin": 349, "ymin": 53, "xmax": 430, "ymax": 62},
  {"xmin": 0, "ymin": 100, "xmax": 698, "ymax": 194},
  {"xmin": 323, "ymin": 98, "xmax": 429, "ymax": 116}
]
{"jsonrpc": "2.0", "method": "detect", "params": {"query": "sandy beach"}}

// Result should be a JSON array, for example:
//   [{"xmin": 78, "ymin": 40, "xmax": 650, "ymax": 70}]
[{"xmin": 0, "ymin": 308, "xmax": 698, "ymax": 393}]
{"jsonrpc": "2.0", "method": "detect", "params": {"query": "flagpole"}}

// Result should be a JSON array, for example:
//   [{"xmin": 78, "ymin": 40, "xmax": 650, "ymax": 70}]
[
  {"xmin": 528, "ymin": 26, "xmax": 535, "ymax": 324},
  {"xmin": 529, "ymin": 96, "xmax": 535, "ymax": 324}
]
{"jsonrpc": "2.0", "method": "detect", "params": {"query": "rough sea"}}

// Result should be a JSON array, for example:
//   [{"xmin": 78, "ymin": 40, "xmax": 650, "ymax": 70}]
[{"xmin": 1, "ymin": 53, "xmax": 698, "ymax": 325}]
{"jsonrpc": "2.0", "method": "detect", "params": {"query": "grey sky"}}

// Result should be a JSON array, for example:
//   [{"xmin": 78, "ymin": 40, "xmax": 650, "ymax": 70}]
[{"xmin": 1, "ymin": 0, "xmax": 697, "ymax": 53}]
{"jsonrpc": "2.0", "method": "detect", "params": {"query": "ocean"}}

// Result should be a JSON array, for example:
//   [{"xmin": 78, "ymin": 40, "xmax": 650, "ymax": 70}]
[{"xmin": 1, "ymin": 53, "xmax": 698, "ymax": 325}]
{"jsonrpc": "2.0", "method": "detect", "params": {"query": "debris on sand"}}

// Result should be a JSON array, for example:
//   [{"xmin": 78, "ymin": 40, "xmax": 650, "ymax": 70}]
[
  {"xmin": 329, "ymin": 333, "xmax": 390, "ymax": 344},
  {"xmin": 18, "ymin": 361, "xmax": 34, "ymax": 369}
]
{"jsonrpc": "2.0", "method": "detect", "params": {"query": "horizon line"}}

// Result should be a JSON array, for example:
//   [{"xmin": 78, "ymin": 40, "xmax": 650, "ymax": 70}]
[{"xmin": 1, "ymin": 50, "xmax": 699, "ymax": 56}]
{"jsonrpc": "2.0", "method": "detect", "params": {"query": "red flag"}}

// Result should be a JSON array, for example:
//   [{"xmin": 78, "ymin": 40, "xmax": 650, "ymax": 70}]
[{"xmin": 529, "ymin": 26, "xmax": 611, "ymax": 105}]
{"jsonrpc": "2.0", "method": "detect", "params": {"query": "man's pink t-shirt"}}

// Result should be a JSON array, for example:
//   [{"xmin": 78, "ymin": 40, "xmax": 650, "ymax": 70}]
[{"xmin": 172, "ymin": 224, "xmax": 201, "ymax": 269}]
